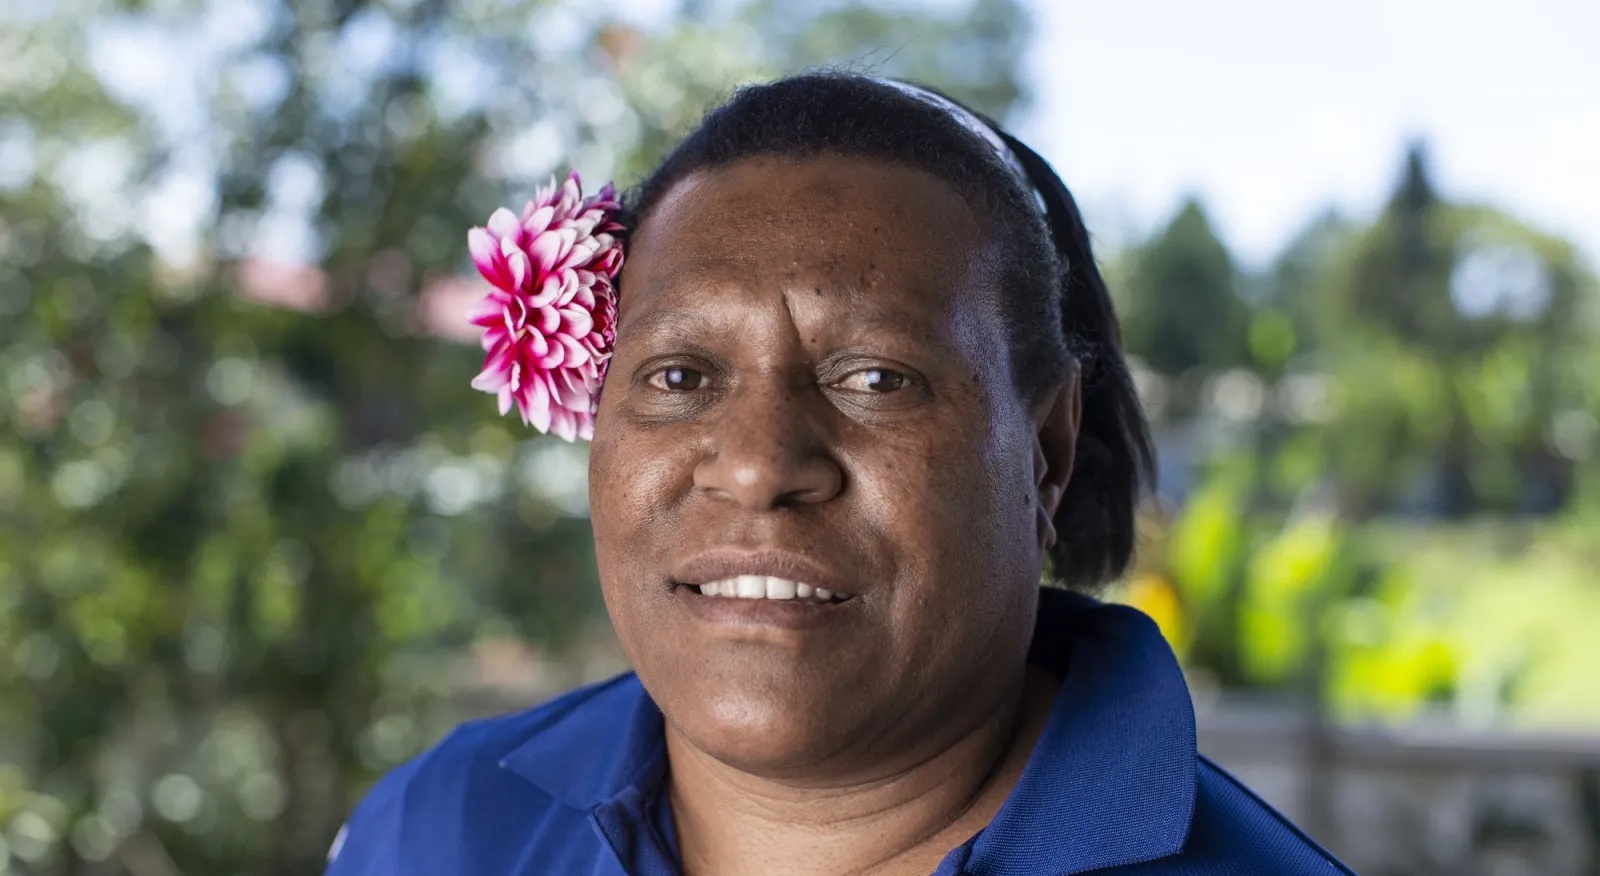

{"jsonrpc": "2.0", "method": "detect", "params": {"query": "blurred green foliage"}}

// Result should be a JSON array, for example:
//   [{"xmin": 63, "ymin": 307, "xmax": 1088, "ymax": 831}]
[
  {"xmin": 0, "ymin": 0, "xmax": 1028, "ymax": 873},
  {"xmin": 2, "ymin": 0, "xmax": 1598, "ymax": 873},
  {"xmin": 1113, "ymin": 145, "xmax": 1600, "ymax": 730}
]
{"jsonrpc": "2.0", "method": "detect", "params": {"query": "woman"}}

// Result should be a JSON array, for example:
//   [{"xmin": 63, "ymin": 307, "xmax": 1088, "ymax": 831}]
[{"xmin": 326, "ymin": 73, "xmax": 1353, "ymax": 875}]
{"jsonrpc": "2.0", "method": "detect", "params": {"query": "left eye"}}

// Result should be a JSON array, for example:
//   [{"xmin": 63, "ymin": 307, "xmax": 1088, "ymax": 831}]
[
  {"xmin": 836, "ymin": 368, "xmax": 908, "ymax": 393},
  {"xmin": 647, "ymin": 366, "xmax": 706, "ymax": 391}
]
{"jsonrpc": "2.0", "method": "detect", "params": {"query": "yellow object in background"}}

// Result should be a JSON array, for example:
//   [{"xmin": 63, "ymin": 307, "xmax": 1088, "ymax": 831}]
[{"xmin": 1121, "ymin": 573, "xmax": 1186, "ymax": 656}]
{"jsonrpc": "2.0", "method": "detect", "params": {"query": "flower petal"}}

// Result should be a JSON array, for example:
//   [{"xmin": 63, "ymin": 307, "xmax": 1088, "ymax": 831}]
[
  {"xmin": 550, "ymin": 406, "xmax": 577, "ymax": 442},
  {"xmin": 559, "ymin": 239, "xmax": 598, "ymax": 271},
  {"xmin": 519, "ymin": 374, "xmax": 552, "ymax": 432},
  {"xmin": 560, "ymin": 305, "xmax": 593, "ymax": 337},
  {"xmin": 534, "ymin": 304, "xmax": 560, "ymax": 335},
  {"xmin": 531, "ymin": 231, "xmax": 563, "ymax": 273},
  {"xmin": 475, "ymin": 340, "xmax": 519, "ymax": 385},
  {"xmin": 554, "ymin": 228, "xmax": 578, "ymax": 264},
  {"xmin": 554, "ymin": 270, "xmax": 580, "ymax": 307},
  {"xmin": 466, "ymin": 296, "xmax": 506, "ymax": 327},
  {"xmin": 550, "ymin": 369, "xmax": 589, "ymax": 413},
  {"xmin": 472, "ymin": 360, "xmax": 511, "ymax": 393},
  {"xmin": 487, "ymin": 207, "xmax": 520, "ymax": 242},
  {"xmin": 506, "ymin": 249, "xmax": 530, "ymax": 292},
  {"xmin": 523, "ymin": 204, "xmax": 556, "ymax": 236},
  {"xmin": 468, "ymin": 228, "xmax": 498, "ymax": 272},
  {"xmin": 527, "ymin": 273, "xmax": 563, "ymax": 308},
  {"xmin": 554, "ymin": 332, "xmax": 589, "ymax": 367},
  {"xmin": 537, "ymin": 337, "xmax": 566, "ymax": 370}
]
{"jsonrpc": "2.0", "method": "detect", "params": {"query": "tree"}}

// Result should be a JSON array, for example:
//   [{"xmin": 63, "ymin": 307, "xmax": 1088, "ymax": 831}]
[
  {"xmin": 1260, "ymin": 208, "xmax": 1357, "ymax": 369},
  {"xmin": 1118, "ymin": 198, "xmax": 1253, "ymax": 386},
  {"xmin": 1313, "ymin": 144, "xmax": 1598, "ymax": 516}
]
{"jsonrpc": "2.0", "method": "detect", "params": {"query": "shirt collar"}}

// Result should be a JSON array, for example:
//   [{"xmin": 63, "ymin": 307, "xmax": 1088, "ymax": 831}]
[
  {"xmin": 964, "ymin": 587, "xmax": 1197, "ymax": 874},
  {"xmin": 499, "ymin": 588, "xmax": 1197, "ymax": 874},
  {"xmin": 499, "ymin": 673, "xmax": 666, "ymax": 810}
]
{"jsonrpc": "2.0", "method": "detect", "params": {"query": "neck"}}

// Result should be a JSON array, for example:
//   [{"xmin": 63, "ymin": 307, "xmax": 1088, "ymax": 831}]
[{"xmin": 666, "ymin": 664, "xmax": 1059, "ymax": 876}]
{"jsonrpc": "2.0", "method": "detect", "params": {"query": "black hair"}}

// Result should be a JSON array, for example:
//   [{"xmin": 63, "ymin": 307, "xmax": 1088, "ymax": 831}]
[{"xmin": 618, "ymin": 72, "xmax": 1153, "ymax": 590}]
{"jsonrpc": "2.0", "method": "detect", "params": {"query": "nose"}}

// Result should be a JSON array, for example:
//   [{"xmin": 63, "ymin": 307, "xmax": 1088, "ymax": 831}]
[{"xmin": 693, "ymin": 380, "xmax": 844, "ymax": 510}]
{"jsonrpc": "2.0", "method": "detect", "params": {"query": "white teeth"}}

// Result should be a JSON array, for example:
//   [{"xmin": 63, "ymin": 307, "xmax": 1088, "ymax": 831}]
[
  {"xmin": 694, "ymin": 576, "xmax": 847, "ymax": 601},
  {"xmin": 735, "ymin": 575, "xmax": 766, "ymax": 598}
]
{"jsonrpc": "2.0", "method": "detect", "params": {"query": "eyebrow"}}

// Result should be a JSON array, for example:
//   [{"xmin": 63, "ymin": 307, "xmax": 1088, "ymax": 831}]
[
  {"xmin": 616, "ymin": 305, "xmax": 959, "ymax": 374},
  {"xmin": 619, "ymin": 256, "xmax": 963, "ymax": 350},
  {"xmin": 617, "ymin": 306, "xmax": 714, "ymax": 340}
]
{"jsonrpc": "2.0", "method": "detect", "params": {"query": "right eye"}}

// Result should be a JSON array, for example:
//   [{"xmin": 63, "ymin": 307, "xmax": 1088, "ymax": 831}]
[{"xmin": 647, "ymin": 366, "xmax": 706, "ymax": 392}]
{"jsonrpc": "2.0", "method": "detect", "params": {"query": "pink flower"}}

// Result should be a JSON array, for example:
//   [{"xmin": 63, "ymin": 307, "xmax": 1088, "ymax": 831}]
[{"xmin": 466, "ymin": 172, "xmax": 624, "ymax": 441}]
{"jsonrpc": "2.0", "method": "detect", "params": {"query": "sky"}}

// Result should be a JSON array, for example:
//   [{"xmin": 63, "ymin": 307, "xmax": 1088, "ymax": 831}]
[
  {"xmin": 1015, "ymin": 0, "xmax": 1600, "ymax": 266},
  {"xmin": 51, "ymin": 0, "xmax": 1598, "ymax": 271}
]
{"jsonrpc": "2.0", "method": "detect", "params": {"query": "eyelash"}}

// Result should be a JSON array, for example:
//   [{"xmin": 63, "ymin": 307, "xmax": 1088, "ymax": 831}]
[
  {"xmin": 646, "ymin": 366, "xmax": 706, "ymax": 392},
  {"xmin": 835, "ymin": 368, "xmax": 909, "ymax": 394},
  {"xmin": 644, "ymin": 365, "xmax": 912, "ymax": 394}
]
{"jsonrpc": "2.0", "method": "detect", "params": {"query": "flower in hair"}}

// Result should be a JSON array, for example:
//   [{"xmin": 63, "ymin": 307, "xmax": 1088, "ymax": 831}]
[{"xmin": 466, "ymin": 172, "xmax": 624, "ymax": 441}]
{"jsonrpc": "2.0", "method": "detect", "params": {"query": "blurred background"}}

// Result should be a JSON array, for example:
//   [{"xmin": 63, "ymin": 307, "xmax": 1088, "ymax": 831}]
[{"xmin": 1, "ymin": 0, "xmax": 1596, "ymax": 873}]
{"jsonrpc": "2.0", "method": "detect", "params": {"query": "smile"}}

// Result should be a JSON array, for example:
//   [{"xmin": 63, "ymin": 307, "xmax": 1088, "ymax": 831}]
[{"xmin": 690, "ymin": 576, "xmax": 850, "ymax": 602}]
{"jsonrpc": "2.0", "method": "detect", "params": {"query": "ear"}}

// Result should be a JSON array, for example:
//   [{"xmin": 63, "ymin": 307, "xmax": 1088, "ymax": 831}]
[{"xmin": 1031, "ymin": 360, "xmax": 1082, "ymax": 552}]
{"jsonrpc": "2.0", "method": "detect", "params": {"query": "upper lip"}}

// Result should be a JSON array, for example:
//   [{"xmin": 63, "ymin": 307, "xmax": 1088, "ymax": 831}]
[{"xmin": 671, "ymin": 549, "xmax": 855, "ymax": 594}]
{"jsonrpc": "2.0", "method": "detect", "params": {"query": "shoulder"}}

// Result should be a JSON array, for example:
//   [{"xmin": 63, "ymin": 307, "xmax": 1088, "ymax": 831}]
[
  {"xmin": 1176, "ymin": 755, "xmax": 1356, "ymax": 874},
  {"xmin": 324, "ymin": 673, "xmax": 643, "ymax": 875}
]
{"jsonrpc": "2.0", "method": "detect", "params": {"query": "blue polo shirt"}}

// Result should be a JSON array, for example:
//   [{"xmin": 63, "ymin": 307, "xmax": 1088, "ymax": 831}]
[{"xmin": 326, "ymin": 589, "xmax": 1354, "ymax": 875}]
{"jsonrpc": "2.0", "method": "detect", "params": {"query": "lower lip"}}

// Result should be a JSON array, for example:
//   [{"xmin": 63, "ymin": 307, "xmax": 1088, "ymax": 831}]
[{"xmin": 675, "ymin": 585, "xmax": 857, "ymax": 631}]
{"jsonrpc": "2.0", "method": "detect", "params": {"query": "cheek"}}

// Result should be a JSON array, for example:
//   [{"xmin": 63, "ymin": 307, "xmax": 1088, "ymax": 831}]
[
  {"xmin": 929, "ymin": 391, "xmax": 1032, "ymax": 509},
  {"xmin": 862, "ymin": 410, "xmax": 1034, "ymax": 576},
  {"xmin": 591, "ymin": 426, "xmax": 685, "ymax": 548},
  {"xmin": 894, "ymin": 404, "xmax": 1040, "ymax": 605},
  {"xmin": 588, "ymin": 411, "xmax": 713, "ymax": 622},
  {"xmin": 588, "ymin": 427, "xmax": 690, "ymax": 662}
]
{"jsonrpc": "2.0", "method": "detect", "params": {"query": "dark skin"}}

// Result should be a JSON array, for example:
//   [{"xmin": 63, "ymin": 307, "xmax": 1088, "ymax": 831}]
[{"xmin": 589, "ymin": 155, "xmax": 1081, "ymax": 875}]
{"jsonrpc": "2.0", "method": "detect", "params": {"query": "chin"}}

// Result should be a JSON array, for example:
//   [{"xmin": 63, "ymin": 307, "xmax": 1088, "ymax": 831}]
[{"xmin": 668, "ymin": 676, "xmax": 858, "ymax": 775}]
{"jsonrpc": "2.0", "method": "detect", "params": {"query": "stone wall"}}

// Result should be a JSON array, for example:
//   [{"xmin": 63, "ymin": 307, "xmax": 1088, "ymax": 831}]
[{"xmin": 1199, "ymin": 701, "xmax": 1600, "ymax": 876}]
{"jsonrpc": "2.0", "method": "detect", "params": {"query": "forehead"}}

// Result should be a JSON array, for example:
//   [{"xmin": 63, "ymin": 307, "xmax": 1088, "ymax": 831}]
[{"xmin": 620, "ymin": 156, "xmax": 996, "ymax": 323}]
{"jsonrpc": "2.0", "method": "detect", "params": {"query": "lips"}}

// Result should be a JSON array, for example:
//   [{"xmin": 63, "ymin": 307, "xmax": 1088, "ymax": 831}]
[
  {"xmin": 670, "ymin": 550, "xmax": 861, "ymax": 629},
  {"xmin": 671, "ymin": 549, "xmax": 856, "ymax": 600}
]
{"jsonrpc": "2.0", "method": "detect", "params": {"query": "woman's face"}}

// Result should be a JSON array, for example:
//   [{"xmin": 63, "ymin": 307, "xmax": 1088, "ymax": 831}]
[{"xmin": 590, "ymin": 155, "xmax": 1059, "ymax": 778}]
